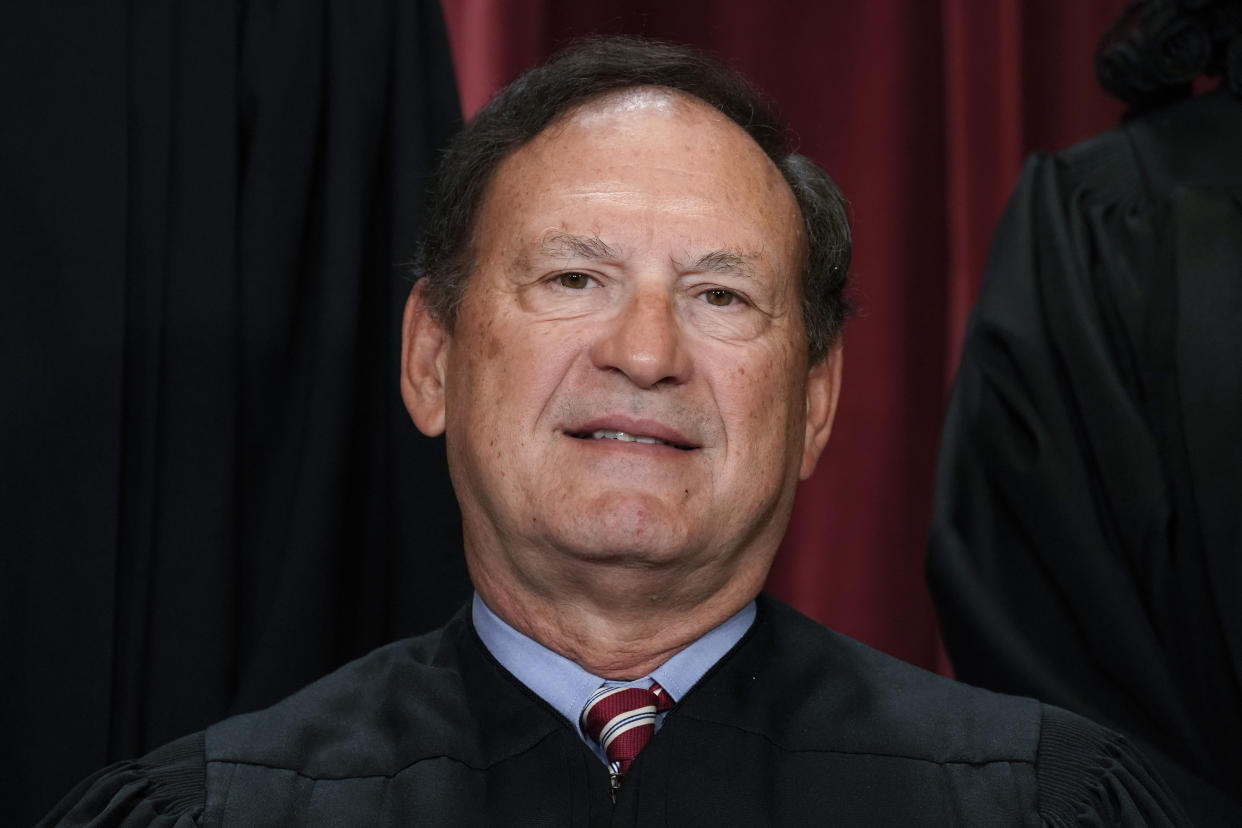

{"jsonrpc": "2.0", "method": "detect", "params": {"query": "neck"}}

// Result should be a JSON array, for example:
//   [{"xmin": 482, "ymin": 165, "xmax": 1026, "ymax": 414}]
[{"xmin": 470, "ymin": 555, "xmax": 766, "ymax": 679}]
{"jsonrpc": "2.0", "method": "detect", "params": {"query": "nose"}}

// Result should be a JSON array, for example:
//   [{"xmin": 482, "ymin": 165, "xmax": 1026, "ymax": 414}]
[{"xmin": 589, "ymin": 284, "xmax": 692, "ymax": 388}]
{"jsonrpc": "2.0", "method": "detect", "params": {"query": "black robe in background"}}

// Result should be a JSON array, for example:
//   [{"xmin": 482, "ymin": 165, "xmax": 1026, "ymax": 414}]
[
  {"xmin": 0, "ymin": 2, "xmax": 468, "ymax": 824},
  {"xmin": 41, "ymin": 595, "xmax": 1188, "ymax": 826},
  {"xmin": 928, "ymin": 89, "xmax": 1242, "ymax": 826}
]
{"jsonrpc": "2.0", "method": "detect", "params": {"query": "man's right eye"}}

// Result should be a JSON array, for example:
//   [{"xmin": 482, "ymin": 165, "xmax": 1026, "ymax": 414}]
[{"xmin": 556, "ymin": 272, "xmax": 595, "ymax": 289}]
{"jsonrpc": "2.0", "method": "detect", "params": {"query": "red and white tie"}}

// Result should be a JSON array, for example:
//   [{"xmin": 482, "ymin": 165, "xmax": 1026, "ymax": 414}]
[{"xmin": 580, "ymin": 682, "xmax": 674, "ymax": 796}]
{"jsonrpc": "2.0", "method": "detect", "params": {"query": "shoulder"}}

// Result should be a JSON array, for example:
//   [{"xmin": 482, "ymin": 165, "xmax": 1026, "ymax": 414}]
[
  {"xmin": 1036, "ymin": 89, "xmax": 1242, "ymax": 205},
  {"xmin": 703, "ymin": 595, "xmax": 1045, "ymax": 765},
  {"xmin": 39, "ymin": 610, "xmax": 481, "ymax": 826},
  {"xmin": 1033, "ymin": 704, "xmax": 1188, "ymax": 826},
  {"xmin": 37, "ymin": 732, "xmax": 206, "ymax": 827},
  {"xmin": 206, "ymin": 607, "xmax": 480, "ymax": 778},
  {"xmin": 679, "ymin": 596, "xmax": 1189, "ymax": 825}
]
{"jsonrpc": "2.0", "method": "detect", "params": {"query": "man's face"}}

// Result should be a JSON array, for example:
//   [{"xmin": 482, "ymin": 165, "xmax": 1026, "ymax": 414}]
[{"xmin": 405, "ymin": 89, "xmax": 839, "ymax": 605}]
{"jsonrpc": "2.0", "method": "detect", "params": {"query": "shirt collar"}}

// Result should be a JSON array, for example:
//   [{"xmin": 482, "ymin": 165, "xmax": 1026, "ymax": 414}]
[{"xmin": 472, "ymin": 592, "xmax": 755, "ymax": 742}]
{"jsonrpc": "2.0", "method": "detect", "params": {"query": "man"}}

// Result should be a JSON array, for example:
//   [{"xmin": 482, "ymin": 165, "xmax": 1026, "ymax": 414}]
[{"xmin": 44, "ymin": 37, "xmax": 1185, "ymax": 826}]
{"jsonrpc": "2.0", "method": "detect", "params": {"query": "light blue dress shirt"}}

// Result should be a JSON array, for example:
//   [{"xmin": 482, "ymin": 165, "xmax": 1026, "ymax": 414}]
[{"xmin": 471, "ymin": 592, "xmax": 756, "ymax": 765}]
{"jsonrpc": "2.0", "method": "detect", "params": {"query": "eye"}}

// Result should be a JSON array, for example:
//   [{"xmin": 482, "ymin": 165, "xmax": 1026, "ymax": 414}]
[
  {"xmin": 702, "ymin": 288, "xmax": 738, "ymax": 307},
  {"xmin": 556, "ymin": 272, "xmax": 596, "ymax": 289}
]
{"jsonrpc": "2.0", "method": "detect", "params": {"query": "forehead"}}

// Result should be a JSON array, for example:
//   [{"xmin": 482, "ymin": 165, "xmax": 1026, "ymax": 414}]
[{"xmin": 474, "ymin": 88, "xmax": 803, "ymax": 262}]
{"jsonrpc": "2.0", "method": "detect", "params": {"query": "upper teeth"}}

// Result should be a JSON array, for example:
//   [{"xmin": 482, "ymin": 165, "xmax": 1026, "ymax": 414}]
[{"xmin": 590, "ymin": 430, "xmax": 668, "ymax": 446}]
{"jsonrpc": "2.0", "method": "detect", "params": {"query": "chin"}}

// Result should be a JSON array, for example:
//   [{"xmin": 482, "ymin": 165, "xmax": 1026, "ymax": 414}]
[{"xmin": 550, "ymin": 499, "xmax": 695, "ymax": 564}]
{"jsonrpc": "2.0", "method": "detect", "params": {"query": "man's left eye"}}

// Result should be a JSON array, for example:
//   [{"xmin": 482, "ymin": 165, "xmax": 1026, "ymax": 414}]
[{"xmin": 702, "ymin": 289, "xmax": 737, "ymax": 307}]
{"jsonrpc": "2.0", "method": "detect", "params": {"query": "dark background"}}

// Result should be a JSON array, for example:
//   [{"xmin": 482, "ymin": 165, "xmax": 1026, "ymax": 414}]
[{"xmin": 2, "ymin": 0, "xmax": 1126, "ymax": 823}]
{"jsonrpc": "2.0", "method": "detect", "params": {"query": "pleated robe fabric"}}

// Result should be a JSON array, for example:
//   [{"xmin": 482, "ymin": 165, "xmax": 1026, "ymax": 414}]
[
  {"xmin": 41, "ymin": 595, "xmax": 1188, "ymax": 827},
  {"xmin": 929, "ymin": 89, "xmax": 1242, "ymax": 826},
  {"xmin": 0, "ymin": 2, "xmax": 468, "ymax": 823}
]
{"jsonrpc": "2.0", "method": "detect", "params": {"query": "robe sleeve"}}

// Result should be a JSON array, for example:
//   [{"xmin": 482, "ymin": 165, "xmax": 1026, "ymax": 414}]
[
  {"xmin": 1036, "ymin": 706, "xmax": 1190, "ymax": 827},
  {"xmin": 36, "ymin": 733, "xmax": 205, "ymax": 827}
]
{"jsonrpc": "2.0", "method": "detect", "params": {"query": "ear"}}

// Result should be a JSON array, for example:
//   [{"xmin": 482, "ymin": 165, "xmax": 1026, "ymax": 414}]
[
  {"xmin": 799, "ymin": 341, "xmax": 843, "ymax": 480},
  {"xmin": 400, "ymin": 281, "xmax": 449, "ymax": 437}
]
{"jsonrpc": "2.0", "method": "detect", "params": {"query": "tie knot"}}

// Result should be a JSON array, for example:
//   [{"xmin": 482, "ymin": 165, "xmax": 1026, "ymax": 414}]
[{"xmin": 580, "ymin": 682, "xmax": 674, "ymax": 775}]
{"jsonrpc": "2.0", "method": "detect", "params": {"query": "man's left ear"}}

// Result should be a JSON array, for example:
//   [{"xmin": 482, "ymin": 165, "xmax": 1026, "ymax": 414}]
[
  {"xmin": 800, "ymin": 341, "xmax": 843, "ymax": 480},
  {"xmin": 400, "ymin": 280, "xmax": 450, "ymax": 438}
]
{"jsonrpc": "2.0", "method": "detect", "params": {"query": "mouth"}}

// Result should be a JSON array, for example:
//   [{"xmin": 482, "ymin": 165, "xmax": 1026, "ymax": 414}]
[{"xmin": 567, "ymin": 429, "xmax": 697, "ymax": 451}]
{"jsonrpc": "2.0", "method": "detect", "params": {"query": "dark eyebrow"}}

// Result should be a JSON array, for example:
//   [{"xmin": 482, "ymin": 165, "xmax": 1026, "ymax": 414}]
[
  {"xmin": 538, "ymin": 230, "xmax": 620, "ymax": 261},
  {"xmin": 688, "ymin": 249, "xmax": 758, "ymax": 279}
]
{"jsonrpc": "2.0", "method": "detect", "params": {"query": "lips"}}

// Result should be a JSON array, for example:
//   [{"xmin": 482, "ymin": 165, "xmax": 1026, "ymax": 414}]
[{"xmin": 565, "ymin": 418, "xmax": 698, "ymax": 450}]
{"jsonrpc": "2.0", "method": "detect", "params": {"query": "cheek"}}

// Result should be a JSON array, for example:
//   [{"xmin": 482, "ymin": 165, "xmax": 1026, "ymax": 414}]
[
  {"xmin": 725, "ymin": 336, "xmax": 800, "ymax": 406},
  {"xmin": 716, "ymin": 344, "xmax": 807, "ymax": 455},
  {"xmin": 451, "ymin": 304, "xmax": 580, "ymax": 430},
  {"xmin": 485, "ymin": 332, "xmax": 502, "ymax": 360}
]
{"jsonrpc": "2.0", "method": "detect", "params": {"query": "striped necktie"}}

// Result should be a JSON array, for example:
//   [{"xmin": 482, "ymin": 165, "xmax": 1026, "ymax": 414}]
[{"xmin": 580, "ymin": 682, "xmax": 674, "ymax": 798}]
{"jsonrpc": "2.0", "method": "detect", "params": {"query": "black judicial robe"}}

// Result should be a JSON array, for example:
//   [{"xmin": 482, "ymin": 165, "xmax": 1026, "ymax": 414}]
[
  {"xmin": 928, "ymin": 89, "xmax": 1242, "ymax": 827},
  {"xmin": 43, "ymin": 595, "xmax": 1185, "ymax": 826}
]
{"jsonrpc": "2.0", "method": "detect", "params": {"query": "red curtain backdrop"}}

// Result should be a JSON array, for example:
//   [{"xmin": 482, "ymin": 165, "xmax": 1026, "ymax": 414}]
[{"xmin": 440, "ymin": 0, "xmax": 1127, "ymax": 672}]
